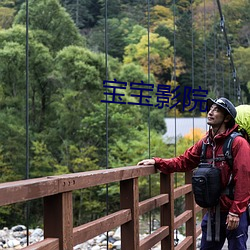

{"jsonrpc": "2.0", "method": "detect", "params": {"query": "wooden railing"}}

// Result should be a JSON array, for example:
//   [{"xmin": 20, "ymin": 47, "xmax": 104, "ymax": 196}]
[{"xmin": 0, "ymin": 165, "xmax": 203, "ymax": 250}]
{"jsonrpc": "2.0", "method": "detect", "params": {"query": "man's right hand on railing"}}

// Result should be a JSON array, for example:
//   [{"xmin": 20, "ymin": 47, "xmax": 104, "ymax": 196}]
[{"xmin": 137, "ymin": 159, "xmax": 155, "ymax": 166}]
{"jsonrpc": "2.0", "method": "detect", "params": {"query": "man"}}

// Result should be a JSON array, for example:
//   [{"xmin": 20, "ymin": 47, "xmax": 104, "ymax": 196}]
[{"xmin": 138, "ymin": 97, "xmax": 250, "ymax": 250}]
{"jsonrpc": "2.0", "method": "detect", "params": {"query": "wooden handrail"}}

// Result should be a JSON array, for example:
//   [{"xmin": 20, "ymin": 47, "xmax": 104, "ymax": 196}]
[{"xmin": 0, "ymin": 165, "xmax": 203, "ymax": 250}]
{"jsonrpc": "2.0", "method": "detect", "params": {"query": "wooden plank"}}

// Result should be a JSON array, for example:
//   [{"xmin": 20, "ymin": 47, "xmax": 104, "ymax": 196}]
[
  {"xmin": 57, "ymin": 165, "xmax": 156, "ymax": 192},
  {"xmin": 175, "ymin": 236, "xmax": 193, "ymax": 250},
  {"xmin": 44, "ymin": 192, "xmax": 73, "ymax": 250},
  {"xmin": 73, "ymin": 209, "xmax": 131, "ymax": 245},
  {"xmin": 0, "ymin": 177, "xmax": 59, "ymax": 206},
  {"xmin": 196, "ymin": 226, "xmax": 202, "ymax": 237},
  {"xmin": 22, "ymin": 238, "xmax": 59, "ymax": 250},
  {"xmin": 174, "ymin": 210, "xmax": 192, "ymax": 229},
  {"xmin": 120, "ymin": 178, "xmax": 140, "ymax": 250},
  {"xmin": 161, "ymin": 173, "xmax": 174, "ymax": 250},
  {"xmin": 140, "ymin": 226, "xmax": 169, "ymax": 250},
  {"xmin": 195, "ymin": 204, "xmax": 203, "ymax": 213},
  {"xmin": 139, "ymin": 194, "xmax": 169, "ymax": 215},
  {"xmin": 174, "ymin": 184, "xmax": 192, "ymax": 199},
  {"xmin": 185, "ymin": 171, "xmax": 196, "ymax": 250},
  {"xmin": 0, "ymin": 165, "xmax": 156, "ymax": 206}
]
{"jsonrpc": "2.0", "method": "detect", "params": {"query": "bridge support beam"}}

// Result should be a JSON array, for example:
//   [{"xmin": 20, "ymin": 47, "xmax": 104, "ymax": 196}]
[
  {"xmin": 44, "ymin": 192, "xmax": 73, "ymax": 250},
  {"xmin": 161, "ymin": 173, "xmax": 174, "ymax": 250},
  {"xmin": 120, "ymin": 178, "xmax": 139, "ymax": 250},
  {"xmin": 185, "ymin": 171, "xmax": 197, "ymax": 250}
]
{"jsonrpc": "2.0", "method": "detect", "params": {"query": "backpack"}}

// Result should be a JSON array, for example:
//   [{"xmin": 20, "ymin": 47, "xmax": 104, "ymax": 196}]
[
  {"xmin": 192, "ymin": 161, "xmax": 221, "ymax": 208},
  {"xmin": 235, "ymin": 105, "xmax": 250, "ymax": 142}
]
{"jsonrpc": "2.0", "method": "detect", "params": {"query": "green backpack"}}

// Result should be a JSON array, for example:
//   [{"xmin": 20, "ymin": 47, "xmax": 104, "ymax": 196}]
[
  {"xmin": 222, "ymin": 104, "xmax": 250, "ymax": 188},
  {"xmin": 235, "ymin": 105, "xmax": 250, "ymax": 141}
]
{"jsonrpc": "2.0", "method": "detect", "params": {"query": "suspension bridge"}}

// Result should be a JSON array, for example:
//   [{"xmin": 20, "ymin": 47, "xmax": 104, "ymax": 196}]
[{"xmin": 0, "ymin": 0, "xmax": 249, "ymax": 249}]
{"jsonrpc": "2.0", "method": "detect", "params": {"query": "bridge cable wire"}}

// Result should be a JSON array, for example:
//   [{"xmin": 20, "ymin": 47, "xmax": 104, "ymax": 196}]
[
  {"xmin": 104, "ymin": 0, "xmax": 109, "ymax": 248},
  {"xmin": 216, "ymin": 0, "xmax": 242, "ymax": 104},
  {"xmin": 147, "ymin": 0, "xmax": 152, "ymax": 234},
  {"xmin": 213, "ymin": 0, "xmax": 218, "ymax": 97},
  {"xmin": 191, "ymin": 1, "xmax": 195, "ymax": 148},
  {"xmin": 172, "ymin": 0, "xmax": 179, "ymax": 245},
  {"xmin": 25, "ymin": 0, "xmax": 30, "ymax": 245},
  {"xmin": 203, "ymin": 0, "xmax": 207, "ymax": 91},
  {"xmin": 215, "ymin": 0, "xmax": 225, "ymax": 98}
]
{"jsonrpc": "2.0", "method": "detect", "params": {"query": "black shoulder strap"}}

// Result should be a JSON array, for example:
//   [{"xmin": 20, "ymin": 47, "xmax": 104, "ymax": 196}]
[
  {"xmin": 223, "ymin": 132, "xmax": 242, "ymax": 169},
  {"xmin": 200, "ymin": 142, "xmax": 207, "ymax": 162}
]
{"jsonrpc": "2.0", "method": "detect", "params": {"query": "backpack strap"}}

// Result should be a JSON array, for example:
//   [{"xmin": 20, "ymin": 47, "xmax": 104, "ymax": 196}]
[
  {"xmin": 223, "ymin": 132, "xmax": 242, "ymax": 169},
  {"xmin": 200, "ymin": 142, "xmax": 208, "ymax": 163},
  {"xmin": 223, "ymin": 132, "xmax": 243, "ymax": 200}
]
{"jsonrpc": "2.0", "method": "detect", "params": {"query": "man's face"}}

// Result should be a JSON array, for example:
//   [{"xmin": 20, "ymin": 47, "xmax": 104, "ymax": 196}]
[{"xmin": 207, "ymin": 104, "xmax": 226, "ymax": 127}]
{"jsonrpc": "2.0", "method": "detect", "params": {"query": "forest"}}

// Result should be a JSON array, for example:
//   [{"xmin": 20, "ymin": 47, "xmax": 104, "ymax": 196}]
[{"xmin": 0, "ymin": 0, "xmax": 249, "ymax": 228}]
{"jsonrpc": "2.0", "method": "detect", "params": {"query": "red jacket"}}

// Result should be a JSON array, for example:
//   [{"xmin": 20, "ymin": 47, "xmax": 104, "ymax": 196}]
[{"xmin": 154, "ymin": 124, "xmax": 250, "ymax": 216}]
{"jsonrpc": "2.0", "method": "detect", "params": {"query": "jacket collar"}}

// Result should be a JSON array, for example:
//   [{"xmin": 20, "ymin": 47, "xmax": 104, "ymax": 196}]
[{"xmin": 206, "ymin": 124, "xmax": 239, "ymax": 143}]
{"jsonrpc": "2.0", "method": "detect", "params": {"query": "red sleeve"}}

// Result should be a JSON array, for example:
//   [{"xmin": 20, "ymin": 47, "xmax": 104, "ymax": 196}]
[
  {"xmin": 229, "ymin": 136, "xmax": 250, "ymax": 215},
  {"xmin": 153, "ymin": 139, "xmax": 203, "ymax": 174}
]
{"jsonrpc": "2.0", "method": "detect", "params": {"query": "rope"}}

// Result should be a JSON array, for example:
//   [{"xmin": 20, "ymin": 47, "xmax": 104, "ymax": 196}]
[{"xmin": 25, "ymin": 0, "xmax": 30, "ymax": 245}]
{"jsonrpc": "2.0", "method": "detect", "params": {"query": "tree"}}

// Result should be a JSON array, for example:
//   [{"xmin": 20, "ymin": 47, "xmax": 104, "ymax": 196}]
[
  {"xmin": 148, "ymin": 5, "xmax": 174, "ymax": 33},
  {"xmin": 87, "ymin": 17, "xmax": 138, "ymax": 60},
  {"xmin": 14, "ymin": 0, "xmax": 84, "ymax": 52},
  {"xmin": 0, "ymin": 25, "xmax": 56, "ymax": 132},
  {"xmin": 124, "ymin": 32, "xmax": 185, "ymax": 85},
  {"xmin": 0, "ymin": 6, "xmax": 15, "ymax": 29},
  {"xmin": 0, "ymin": 112, "xmax": 26, "ymax": 180},
  {"xmin": 61, "ymin": 0, "xmax": 102, "ymax": 29},
  {"xmin": 234, "ymin": 46, "xmax": 250, "ymax": 102},
  {"xmin": 50, "ymin": 46, "xmax": 106, "ymax": 144}
]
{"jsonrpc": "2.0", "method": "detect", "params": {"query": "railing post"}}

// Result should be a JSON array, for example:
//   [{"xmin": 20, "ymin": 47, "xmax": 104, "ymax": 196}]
[
  {"xmin": 44, "ymin": 192, "xmax": 73, "ymax": 250},
  {"xmin": 160, "ymin": 173, "xmax": 174, "ymax": 250},
  {"xmin": 120, "ymin": 178, "xmax": 139, "ymax": 250},
  {"xmin": 185, "ymin": 171, "xmax": 196, "ymax": 250}
]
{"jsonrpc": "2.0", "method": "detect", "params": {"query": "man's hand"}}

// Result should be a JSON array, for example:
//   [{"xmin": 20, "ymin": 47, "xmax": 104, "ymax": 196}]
[
  {"xmin": 137, "ymin": 159, "xmax": 155, "ymax": 166},
  {"xmin": 226, "ymin": 213, "xmax": 240, "ymax": 230}
]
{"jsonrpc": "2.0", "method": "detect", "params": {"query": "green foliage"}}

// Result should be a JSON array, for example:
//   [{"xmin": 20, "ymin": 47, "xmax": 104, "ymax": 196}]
[
  {"xmin": 118, "ymin": 63, "xmax": 155, "ymax": 89},
  {"xmin": 87, "ymin": 17, "xmax": 138, "ymax": 60},
  {"xmin": 61, "ymin": 0, "xmax": 101, "ymax": 29},
  {"xmin": 148, "ymin": 5, "xmax": 174, "ymax": 32},
  {"xmin": 0, "ymin": 7, "xmax": 15, "ymax": 29},
  {"xmin": 53, "ymin": 46, "xmax": 106, "ymax": 91},
  {"xmin": 0, "ymin": 112, "xmax": 26, "ymax": 181},
  {"xmin": 30, "ymin": 141, "xmax": 56, "ymax": 177},
  {"xmin": 14, "ymin": 0, "xmax": 84, "ymax": 52},
  {"xmin": 234, "ymin": 46, "xmax": 250, "ymax": 102},
  {"xmin": 109, "ymin": 127, "xmax": 171, "ymax": 168},
  {"xmin": 124, "ymin": 31, "xmax": 185, "ymax": 85},
  {"xmin": 0, "ymin": 40, "xmax": 26, "ymax": 104},
  {"xmin": 63, "ymin": 145, "xmax": 99, "ymax": 173}
]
